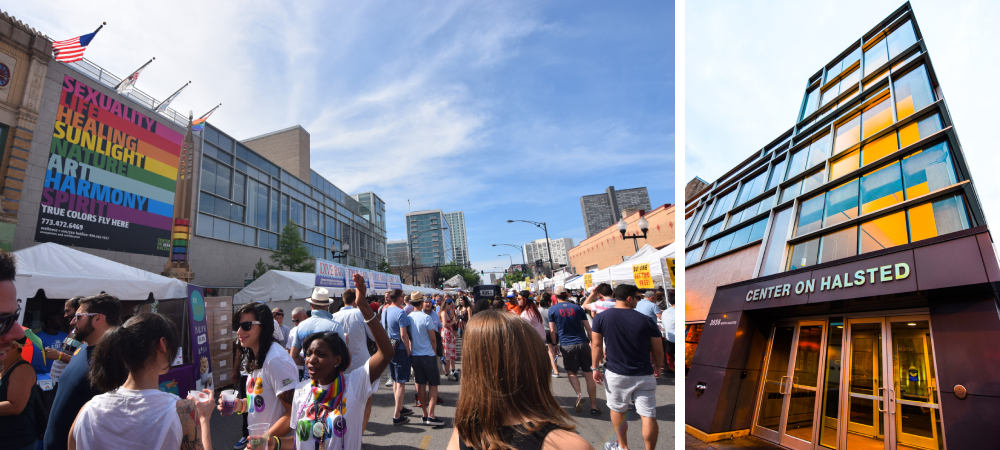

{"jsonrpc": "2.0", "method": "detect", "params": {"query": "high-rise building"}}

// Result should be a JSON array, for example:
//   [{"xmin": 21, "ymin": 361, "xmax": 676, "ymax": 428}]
[
  {"xmin": 405, "ymin": 210, "xmax": 454, "ymax": 267},
  {"xmin": 685, "ymin": 5, "xmax": 1000, "ymax": 449},
  {"xmin": 443, "ymin": 211, "xmax": 470, "ymax": 268},
  {"xmin": 386, "ymin": 239, "xmax": 409, "ymax": 266},
  {"xmin": 580, "ymin": 186, "xmax": 652, "ymax": 238},
  {"xmin": 523, "ymin": 237, "xmax": 574, "ymax": 270}
]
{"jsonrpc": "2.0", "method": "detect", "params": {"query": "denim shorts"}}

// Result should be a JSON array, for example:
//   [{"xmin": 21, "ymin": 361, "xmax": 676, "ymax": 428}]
[{"xmin": 388, "ymin": 343, "xmax": 411, "ymax": 383}]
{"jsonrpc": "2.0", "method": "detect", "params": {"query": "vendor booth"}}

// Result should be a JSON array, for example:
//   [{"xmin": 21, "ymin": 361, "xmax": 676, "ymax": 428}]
[{"xmin": 13, "ymin": 243, "xmax": 212, "ymax": 396}]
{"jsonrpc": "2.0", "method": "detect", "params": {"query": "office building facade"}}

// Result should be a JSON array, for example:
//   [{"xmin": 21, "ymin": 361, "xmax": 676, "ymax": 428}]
[
  {"xmin": 686, "ymin": 5, "xmax": 1000, "ymax": 449},
  {"xmin": 443, "ymin": 210, "xmax": 469, "ymax": 268},
  {"xmin": 523, "ymin": 237, "xmax": 573, "ymax": 269},
  {"xmin": 386, "ymin": 239, "xmax": 409, "ymax": 266},
  {"xmin": 580, "ymin": 186, "xmax": 652, "ymax": 238},
  {"xmin": 405, "ymin": 209, "xmax": 453, "ymax": 267}
]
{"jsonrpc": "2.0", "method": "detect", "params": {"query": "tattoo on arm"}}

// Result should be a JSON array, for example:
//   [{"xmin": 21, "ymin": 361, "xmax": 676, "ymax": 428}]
[
  {"xmin": 279, "ymin": 389, "xmax": 295, "ymax": 406},
  {"xmin": 176, "ymin": 399, "xmax": 203, "ymax": 450}
]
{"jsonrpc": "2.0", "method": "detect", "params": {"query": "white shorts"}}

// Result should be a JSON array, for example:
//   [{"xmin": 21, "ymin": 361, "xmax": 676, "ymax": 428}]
[{"xmin": 604, "ymin": 370, "xmax": 657, "ymax": 418}]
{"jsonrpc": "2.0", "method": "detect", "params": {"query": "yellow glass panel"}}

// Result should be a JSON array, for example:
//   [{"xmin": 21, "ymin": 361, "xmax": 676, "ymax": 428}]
[
  {"xmin": 902, "ymin": 151, "xmax": 930, "ymax": 199},
  {"xmin": 834, "ymin": 114, "xmax": 861, "ymax": 155},
  {"xmin": 898, "ymin": 122, "xmax": 921, "ymax": 148},
  {"xmin": 862, "ymin": 97, "xmax": 893, "ymax": 139},
  {"xmin": 861, "ymin": 133, "xmax": 899, "ymax": 166},
  {"xmin": 860, "ymin": 211, "xmax": 908, "ymax": 253},
  {"xmin": 908, "ymin": 203, "xmax": 937, "ymax": 241},
  {"xmin": 864, "ymin": 70, "xmax": 889, "ymax": 90},
  {"xmin": 830, "ymin": 150, "xmax": 860, "ymax": 181}
]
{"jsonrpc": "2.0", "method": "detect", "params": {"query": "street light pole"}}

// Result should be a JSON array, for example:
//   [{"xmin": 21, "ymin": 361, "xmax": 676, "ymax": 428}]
[
  {"xmin": 492, "ymin": 244, "xmax": 525, "ymax": 263},
  {"xmin": 507, "ymin": 220, "xmax": 555, "ymax": 276},
  {"xmin": 499, "ymin": 254, "xmax": 514, "ymax": 267},
  {"xmin": 617, "ymin": 211, "xmax": 651, "ymax": 252}
]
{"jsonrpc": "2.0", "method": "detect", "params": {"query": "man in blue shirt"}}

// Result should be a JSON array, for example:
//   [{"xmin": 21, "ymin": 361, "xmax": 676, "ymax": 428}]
[
  {"xmin": 408, "ymin": 293, "xmax": 444, "ymax": 427},
  {"xmin": 381, "ymin": 289, "xmax": 414, "ymax": 425},
  {"xmin": 45, "ymin": 294, "xmax": 122, "ymax": 450},
  {"xmin": 548, "ymin": 286, "xmax": 598, "ymax": 414},
  {"xmin": 288, "ymin": 287, "xmax": 344, "ymax": 369},
  {"xmin": 32, "ymin": 310, "xmax": 68, "ymax": 375},
  {"xmin": 634, "ymin": 291, "xmax": 662, "ymax": 322}
]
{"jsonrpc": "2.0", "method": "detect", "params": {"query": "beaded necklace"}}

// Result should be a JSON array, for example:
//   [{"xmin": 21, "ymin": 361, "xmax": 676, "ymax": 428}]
[{"xmin": 296, "ymin": 371, "xmax": 346, "ymax": 450}]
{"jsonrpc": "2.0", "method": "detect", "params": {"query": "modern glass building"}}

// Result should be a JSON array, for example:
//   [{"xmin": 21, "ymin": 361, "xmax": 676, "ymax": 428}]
[
  {"xmin": 686, "ymin": 4, "xmax": 1000, "ymax": 449},
  {"xmin": 405, "ymin": 209, "xmax": 454, "ymax": 267},
  {"xmin": 443, "ymin": 211, "xmax": 470, "ymax": 268}
]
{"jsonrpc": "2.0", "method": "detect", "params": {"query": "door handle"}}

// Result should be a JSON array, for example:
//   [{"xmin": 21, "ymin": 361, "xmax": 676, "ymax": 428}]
[
  {"xmin": 878, "ymin": 387, "xmax": 886, "ymax": 412},
  {"xmin": 779, "ymin": 376, "xmax": 788, "ymax": 395},
  {"xmin": 889, "ymin": 388, "xmax": 896, "ymax": 415}
]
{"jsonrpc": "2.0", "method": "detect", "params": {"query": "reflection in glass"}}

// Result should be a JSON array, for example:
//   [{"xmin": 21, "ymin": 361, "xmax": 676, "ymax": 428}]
[
  {"xmin": 802, "ymin": 170, "xmax": 826, "ymax": 196},
  {"xmin": 803, "ymin": 87, "xmax": 821, "ymax": 120},
  {"xmin": 864, "ymin": 69, "xmax": 890, "ymax": 91},
  {"xmin": 809, "ymin": 134, "xmax": 833, "ymax": 168},
  {"xmin": 864, "ymin": 38, "xmax": 889, "ymax": 76},
  {"xmin": 908, "ymin": 195, "xmax": 970, "ymax": 242},
  {"xmin": 898, "ymin": 113, "xmax": 943, "ymax": 148},
  {"xmin": 834, "ymin": 114, "xmax": 861, "ymax": 155},
  {"xmin": 887, "ymin": 20, "xmax": 918, "ymax": 60},
  {"xmin": 761, "ymin": 207, "xmax": 793, "ymax": 277},
  {"xmin": 894, "ymin": 65, "xmax": 935, "ymax": 120},
  {"xmin": 819, "ymin": 320, "xmax": 843, "ymax": 449},
  {"xmin": 788, "ymin": 238, "xmax": 820, "ymax": 271},
  {"xmin": 901, "ymin": 142, "xmax": 957, "ymax": 199},
  {"xmin": 757, "ymin": 326, "xmax": 796, "ymax": 432},
  {"xmin": 824, "ymin": 179, "xmax": 860, "ymax": 227},
  {"xmin": 860, "ymin": 162, "xmax": 904, "ymax": 214},
  {"xmin": 797, "ymin": 195, "xmax": 825, "ymax": 236},
  {"xmin": 787, "ymin": 147, "xmax": 809, "ymax": 180},
  {"xmin": 768, "ymin": 159, "xmax": 788, "ymax": 190},
  {"xmin": 861, "ymin": 132, "xmax": 899, "ymax": 166},
  {"xmin": 820, "ymin": 226, "xmax": 858, "ymax": 264},
  {"xmin": 862, "ymin": 96, "xmax": 893, "ymax": 139},
  {"xmin": 781, "ymin": 181, "xmax": 802, "ymax": 204},
  {"xmin": 861, "ymin": 211, "xmax": 908, "ymax": 254},
  {"xmin": 890, "ymin": 320, "xmax": 944, "ymax": 450},
  {"xmin": 785, "ymin": 325, "xmax": 824, "ymax": 443},
  {"xmin": 831, "ymin": 150, "xmax": 860, "ymax": 181},
  {"xmin": 848, "ymin": 323, "xmax": 883, "ymax": 446}
]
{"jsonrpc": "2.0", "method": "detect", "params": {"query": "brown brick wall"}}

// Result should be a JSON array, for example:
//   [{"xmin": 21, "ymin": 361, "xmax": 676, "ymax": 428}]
[
  {"xmin": 242, "ymin": 126, "xmax": 311, "ymax": 181},
  {"xmin": 685, "ymin": 244, "xmax": 760, "ymax": 323},
  {"xmin": 568, "ymin": 204, "xmax": 674, "ymax": 274}
]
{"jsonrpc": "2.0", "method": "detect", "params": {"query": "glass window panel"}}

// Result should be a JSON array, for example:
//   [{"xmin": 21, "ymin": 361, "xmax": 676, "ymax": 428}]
[
  {"xmin": 908, "ymin": 195, "xmax": 970, "ymax": 242},
  {"xmin": 840, "ymin": 68, "xmax": 861, "ymax": 94},
  {"xmin": 827, "ymin": 61, "xmax": 843, "ymax": 83},
  {"xmin": 202, "ymin": 143, "xmax": 218, "ymax": 160},
  {"xmin": 860, "ymin": 162, "xmax": 904, "ymax": 214},
  {"xmin": 807, "ymin": 134, "xmax": 831, "ymax": 169},
  {"xmin": 199, "ymin": 192, "xmax": 214, "ymax": 215},
  {"xmin": 231, "ymin": 204, "xmax": 243, "ymax": 223},
  {"xmin": 710, "ymin": 190, "xmax": 736, "ymax": 219},
  {"xmin": 750, "ymin": 218, "xmax": 769, "ymax": 242},
  {"xmin": 862, "ymin": 96, "xmax": 893, "ymax": 140},
  {"xmin": 212, "ymin": 217, "xmax": 229, "ymax": 241},
  {"xmin": 758, "ymin": 195, "xmax": 775, "ymax": 213},
  {"xmin": 215, "ymin": 165, "xmax": 231, "ymax": 197},
  {"xmin": 788, "ymin": 237, "xmax": 820, "ymax": 271},
  {"xmin": 860, "ymin": 211, "xmax": 908, "ymax": 253},
  {"xmin": 901, "ymin": 142, "xmax": 957, "ymax": 199},
  {"xmin": 713, "ymin": 232, "xmax": 736, "ymax": 256},
  {"xmin": 214, "ymin": 197, "xmax": 230, "ymax": 218},
  {"xmin": 196, "ymin": 213, "xmax": 213, "ymax": 237},
  {"xmin": 834, "ymin": 114, "xmax": 861, "ymax": 155},
  {"xmin": 898, "ymin": 113, "xmax": 942, "ymax": 148},
  {"xmin": 864, "ymin": 70, "xmax": 890, "ymax": 91},
  {"xmin": 802, "ymin": 88, "xmax": 821, "ymax": 120},
  {"xmin": 761, "ymin": 207, "xmax": 793, "ymax": 276},
  {"xmin": 306, "ymin": 207, "xmax": 319, "ymax": 231},
  {"xmin": 838, "ymin": 86, "xmax": 860, "ymax": 107},
  {"xmin": 819, "ymin": 226, "xmax": 858, "ymax": 263},
  {"xmin": 861, "ymin": 132, "xmax": 899, "ymax": 166},
  {"xmin": 819, "ymin": 318, "xmax": 844, "ymax": 449},
  {"xmin": 289, "ymin": 199, "xmax": 305, "ymax": 226},
  {"xmin": 214, "ymin": 151, "xmax": 233, "ymax": 166},
  {"xmin": 786, "ymin": 147, "xmax": 809, "ymax": 180},
  {"xmin": 235, "ymin": 159, "xmax": 247, "ymax": 174},
  {"xmin": 864, "ymin": 38, "xmax": 889, "ymax": 76},
  {"xmin": 830, "ymin": 149, "xmax": 860, "ymax": 181},
  {"xmin": 886, "ymin": 20, "xmax": 917, "ymax": 59},
  {"xmin": 233, "ymin": 173, "xmax": 245, "ymax": 204},
  {"xmin": 729, "ymin": 224, "xmax": 754, "ymax": 249},
  {"xmin": 217, "ymin": 133, "xmax": 233, "ymax": 152},
  {"xmin": 802, "ymin": 170, "xmax": 825, "ymax": 195},
  {"xmin": 824, "ymin": 179, "xmax": 860, "ymax": 227},
  {"xmin": 701, "ymin": 220, "xmax": 723, "ymax": 241},
  {"xmin": 200, "ymin": 158, "xmax": 216, "ymax": 193},
  {"xmin": 229, "ymin": 222, "xmax": 243, "ymax": 243},
  {"xmin": 843, "ymin": 46, "xmax": 862, "ymax": 71},
  {"xmin": 781, "ymin": 181, "xmax": 802, "ymax": 204},
  {"xmin": 767, "ymin": 159, "xmax": 787, "ymax": 190},
  {"xmin": 891, "ymin": 51, "xmax": 921, "ymax": 73},
  {"xmin": 244, "ymin": 226, "xmax": 255, "ymax": 246},
  {"xmin": 821, "ymin": 85, "xmax": 839, "ymax": 106},
  {"xmin": 797, "ymin": 194, "xmax": 825, "ymax": 237},
  {"xmin": 894, "ymin": 65, "xmax": 935, "ymax": 120},
  {"xmin": 205, "ymin": 127, "xmax": 219, "ymax": 146},
  {"xmin": 686, "ymin": 245, "xmax": 703, "ymax": 265}
]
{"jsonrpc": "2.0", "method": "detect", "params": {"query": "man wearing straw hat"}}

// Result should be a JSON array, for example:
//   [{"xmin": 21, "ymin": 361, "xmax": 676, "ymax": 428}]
[{"xmin": 287, "ymin": 287, "xmax": 344, "ymax": 370}]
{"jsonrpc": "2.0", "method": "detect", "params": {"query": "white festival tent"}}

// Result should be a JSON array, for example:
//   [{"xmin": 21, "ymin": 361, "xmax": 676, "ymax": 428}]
[
  {"xmin": 234, "ymin": 270, "xmax": 448, "ymax": 310},
  {"xmin": 584, "ymin": 243, "xmax": 676, "ymax": 290},
  {"xmin": 13, "ymin": 242, "xmax": 188, "ymax": 323}
]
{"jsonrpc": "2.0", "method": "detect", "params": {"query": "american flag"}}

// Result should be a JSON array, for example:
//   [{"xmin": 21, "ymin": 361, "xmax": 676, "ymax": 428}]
[{"xmin": 52, "ymin": 23, "xmax": 104, "ymax": 63}]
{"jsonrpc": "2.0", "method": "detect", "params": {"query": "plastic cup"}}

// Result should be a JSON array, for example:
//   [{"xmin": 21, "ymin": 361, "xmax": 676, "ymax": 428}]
[
  {"xmin": 220, "ymin": 390, "xmax": 237, "ymax": 416},
  {"xmin": 188, "ymin": 390, "xmax": 210, "ymax": 403},
  {"xmin": 247, "ymin": 423, "xmax": 270, "ymax": 450}
]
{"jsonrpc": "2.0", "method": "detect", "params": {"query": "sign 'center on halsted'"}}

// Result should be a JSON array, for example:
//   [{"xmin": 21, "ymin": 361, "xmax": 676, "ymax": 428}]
[{"xmin": 746, "ymin": 262, "xmax": 911, "ymax": 302}]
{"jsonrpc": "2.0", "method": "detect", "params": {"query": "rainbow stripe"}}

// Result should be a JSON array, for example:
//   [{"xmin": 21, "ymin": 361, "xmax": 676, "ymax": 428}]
[
  {"xmin": 191, "ymin": 117, "xmax": 206, "ymax": 132},
  {"xmin": 311, "ymin": 371, "xmax": 345, "ymax": 411}
]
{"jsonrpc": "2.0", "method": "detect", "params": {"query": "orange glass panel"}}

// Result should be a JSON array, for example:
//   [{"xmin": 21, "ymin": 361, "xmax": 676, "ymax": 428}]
[
  {"xmin": 860, "ymin": 211, "xmax": 908, "ymax": 253},
  {"xmin": 861, "ymin": 133, "xmax": 899, "ymax": 166},
  {"xmin": 834, "ymin": 114, "xmax": 861, "ymax": 155},
  {"xmin": 830, "ymin": 150, "xmax": 860, "ymax": 181},
  {"xmin": 862, "ymin": 97, "xmax": 893, "ymax": 139},
  {"xmin": 908, "ymin": 203, "xmax": 937, "ymax": 241},
  {"xmin": 898, "ymin": 122, "xmax": 921, "ymax": 148}
]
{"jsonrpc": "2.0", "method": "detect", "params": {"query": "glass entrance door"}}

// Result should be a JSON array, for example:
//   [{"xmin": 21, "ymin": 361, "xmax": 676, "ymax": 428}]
[
  {"xmin": 752, "ymin": 321, "xmax": 827, "ymax": 450},
  {"xmin": 888, "ymin": 318, "xmax": 942, "ymax": 450}
]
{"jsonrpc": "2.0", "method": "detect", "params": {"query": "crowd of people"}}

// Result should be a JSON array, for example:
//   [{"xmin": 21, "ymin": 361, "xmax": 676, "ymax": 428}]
[{"xmin": 0, "ymin": 244, "xmax": 674, "ymax": 450}]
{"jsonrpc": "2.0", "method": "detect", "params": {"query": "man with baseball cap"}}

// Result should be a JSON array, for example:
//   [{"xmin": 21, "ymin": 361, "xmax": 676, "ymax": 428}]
[
  {"xmin": 287, "ymin": 287, "xmax": 344, "ymax": 369},
  {"xmin": 271, "ymin": 308, "xmax": 291, "ymax": 347}
]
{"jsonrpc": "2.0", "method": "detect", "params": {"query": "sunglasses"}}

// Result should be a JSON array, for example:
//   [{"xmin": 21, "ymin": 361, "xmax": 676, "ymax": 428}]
[
  {"xmin": 292, "ymin": 319, "xmax": 301, "ymax": 324},
  {"xmin": 74, "ymin": 312, "xmax": 101, "ymax": 321},
  {"xmin": 0, "ymin": 307, "xmax": 20, "ymax": 336},
  {"xmin": 233, "ymin": 321, "xmax": 262, "ymax": 332}
]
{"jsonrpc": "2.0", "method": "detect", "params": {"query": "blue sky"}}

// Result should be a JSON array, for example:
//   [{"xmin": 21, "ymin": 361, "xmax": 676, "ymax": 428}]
[
  {"xmin": 686, "ymin": 1, "xmax": 1000, "ymax": 234},
  {"xmin": 13, "ymin": 0, "xmax": 674, "ymax": 275}
]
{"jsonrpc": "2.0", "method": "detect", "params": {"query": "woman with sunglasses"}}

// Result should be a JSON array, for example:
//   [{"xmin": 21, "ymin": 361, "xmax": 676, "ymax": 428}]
[
  {"xmin": 260, "ymin": 273, "xmax": 393, "ymax": 450},
  {"xmin": 69, "ymin": 312, "xmax": 216, "ymax": 450},
  {"xmin": 222, "ymin": 302, "xmax": 299, "ymax": 444}
]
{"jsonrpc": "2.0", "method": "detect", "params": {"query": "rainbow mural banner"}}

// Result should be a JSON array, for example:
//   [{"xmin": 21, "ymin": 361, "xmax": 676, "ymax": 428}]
[{"xmin": 35, "ymin": 75, "xmax": 182, "ymax": 256}]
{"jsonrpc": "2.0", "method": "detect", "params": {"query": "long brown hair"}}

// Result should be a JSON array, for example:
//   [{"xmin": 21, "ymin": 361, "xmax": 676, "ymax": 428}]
[{"xmin": 455, "ymin": 311, "xmax": 574, "ymax": 449}]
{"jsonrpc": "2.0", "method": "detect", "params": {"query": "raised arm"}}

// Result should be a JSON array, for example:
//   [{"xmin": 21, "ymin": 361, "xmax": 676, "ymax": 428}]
[{"xmin": 352, "ymin": 273, "xmax": 394, "ymax": 383}]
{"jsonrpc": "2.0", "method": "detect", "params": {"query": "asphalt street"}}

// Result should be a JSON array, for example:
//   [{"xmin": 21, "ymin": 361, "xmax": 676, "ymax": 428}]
[{"xmin": 210, "ymin": 337, "xmax": 675, "ymax": 449}]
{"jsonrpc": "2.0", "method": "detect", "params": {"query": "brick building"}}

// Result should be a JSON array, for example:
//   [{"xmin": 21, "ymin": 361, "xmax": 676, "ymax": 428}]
[{"xmin": 568, "ymin": 203, "xmax": 673, "ymax": 275}]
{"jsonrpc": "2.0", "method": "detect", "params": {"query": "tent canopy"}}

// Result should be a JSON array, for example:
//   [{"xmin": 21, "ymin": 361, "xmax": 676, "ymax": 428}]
[
  {"xmin": 13, "ymin": 243, "xmax": 188, "ymax": 322},
  {"xmin": 235, "ymin": 270, "xmax": 449, "ymax": 305}
]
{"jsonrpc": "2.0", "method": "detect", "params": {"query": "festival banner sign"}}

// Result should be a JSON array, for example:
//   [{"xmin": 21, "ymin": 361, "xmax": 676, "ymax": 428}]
[
  {"xmin": 36, "ymin": 75, "xmax": 183, "ymax": 255},
  {"xmin": 632, "ymin": 263, "xmax": 655, "ymax": 289},
  {"xmin": 388, "ymin": 274, "xmax": 403, "ymax": 290},
  {"xmin": 315, "ymin": 258, "xmax": 347, "ymax": 289},
  {"xmin": 372, "ymin": 271, "xmax": 389, "ymax": 290},
  {"xmin": 665, "ymin": 258, "xmax": 676, "ymax": 288},
  {"xmin": 584, "ymin": 274, "xmax": 593, "ymax": 290},
  {"xmin": 345, "ymin": 266, "xmax": 371, "ymax": 289}
]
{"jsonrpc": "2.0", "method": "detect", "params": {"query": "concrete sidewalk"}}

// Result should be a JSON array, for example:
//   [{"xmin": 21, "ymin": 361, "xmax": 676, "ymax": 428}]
[{"xmin": 685, "ymin": 433, "xmax": 785, "ymax": 449}]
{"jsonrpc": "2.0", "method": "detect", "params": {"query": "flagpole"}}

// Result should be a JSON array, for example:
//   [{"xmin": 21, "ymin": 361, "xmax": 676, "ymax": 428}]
[
  {"xmin": 114, "ymin": 57, "xmax": 155, "ymax": 91},
  {"xmin": 94, "ymin": 22, "xmax": 106, "ymax": 34},
  {"xmin": 156, "ymin": 81, "xmax": 191, "ymax": 112},
  {"xmin": 198, "ymin": 103, "xmax": 222, "ymax": 120}
]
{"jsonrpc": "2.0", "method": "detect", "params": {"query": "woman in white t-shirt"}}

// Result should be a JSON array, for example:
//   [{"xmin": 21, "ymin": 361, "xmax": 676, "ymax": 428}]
[
  {"xmin": 220, "ymin": 303, "xmax": 299, "ymax": 442},
  {"xmin": 262, "ymin": 273, "xmax": 395, "ymax": 450},
  {"xmin": 69, "ymin": 312, "xmax": 216, "ymax": 450}
]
